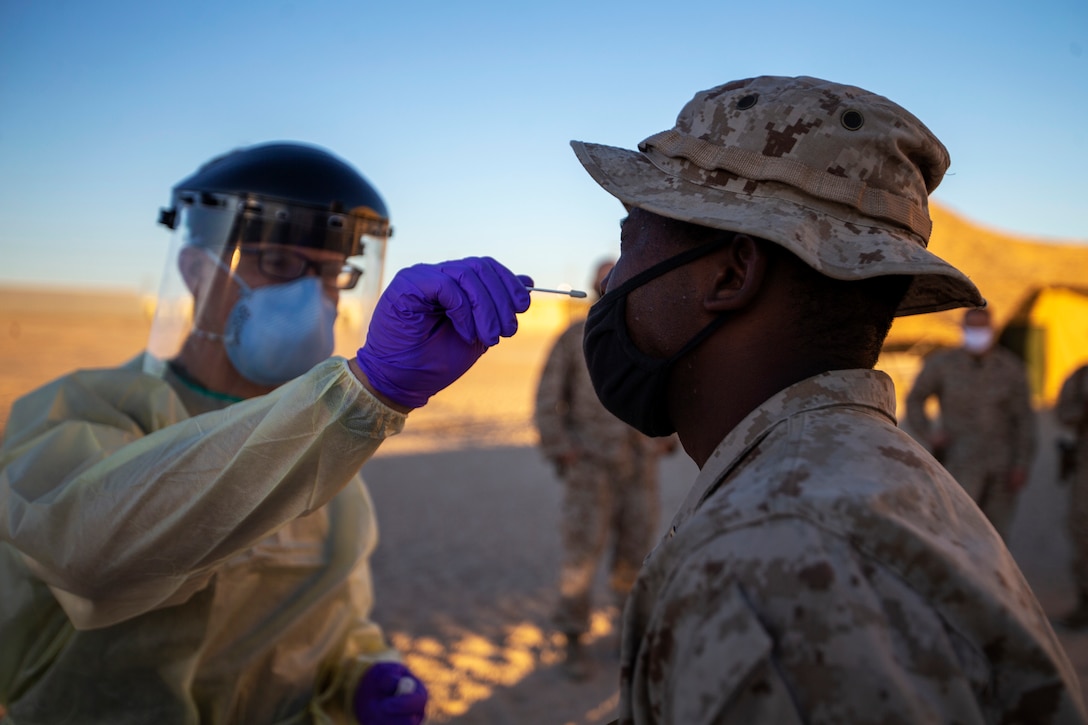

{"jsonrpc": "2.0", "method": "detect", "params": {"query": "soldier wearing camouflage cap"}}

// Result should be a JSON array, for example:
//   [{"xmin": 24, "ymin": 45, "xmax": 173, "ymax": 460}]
[{"xmin": 573, "ymin": 76, "xmax": 1085, "ymax": 723}]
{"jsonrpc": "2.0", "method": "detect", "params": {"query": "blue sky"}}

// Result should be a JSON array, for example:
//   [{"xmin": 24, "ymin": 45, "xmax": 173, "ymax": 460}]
[{"xmin": 1, "ymin": 0, "xmax": 1085, "ymax": 294}]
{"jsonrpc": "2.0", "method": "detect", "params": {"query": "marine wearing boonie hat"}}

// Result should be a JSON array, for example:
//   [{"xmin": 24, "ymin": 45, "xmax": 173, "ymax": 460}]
[{"xmin": 571, "ymin": 75, "xmax": 985, "ymax": 316}]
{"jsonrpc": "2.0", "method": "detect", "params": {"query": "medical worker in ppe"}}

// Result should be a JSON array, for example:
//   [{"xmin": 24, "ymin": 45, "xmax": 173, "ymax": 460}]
[{"xmin": 0, "ymin": 142, "xmax": 533, "ymax": 724}]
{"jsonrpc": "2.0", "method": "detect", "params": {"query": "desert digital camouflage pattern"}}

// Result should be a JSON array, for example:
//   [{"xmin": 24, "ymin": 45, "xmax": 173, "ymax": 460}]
[
  {"xmin": 618, "ymin": 370, "xmax": 1084, "ymax": 724},
  {"xmin": 535, "ymin": 319, "xmax": 662, "ymax": 634},
  {"xmin": 905, "ymin": 346, "xmax": 1037, "ymax": 538},
  {"xmin": 570, "ymin": 75, "xmax": 985, "ymax": 316},
  {"xmin": 1058, "ymin": 365, "xmax": 1088, "ymax": 608}
]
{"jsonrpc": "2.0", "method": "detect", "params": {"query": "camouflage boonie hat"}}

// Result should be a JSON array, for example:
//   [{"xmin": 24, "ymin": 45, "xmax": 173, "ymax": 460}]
[{"xmin": 571, "ymin": 75, "xmax": 984, "ymax": 316}]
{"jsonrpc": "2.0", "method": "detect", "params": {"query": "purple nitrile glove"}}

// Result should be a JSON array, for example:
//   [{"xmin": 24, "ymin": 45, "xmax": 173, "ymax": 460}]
[
  {"xmin": 356, "ymin": 256, "xmax": 533, "ymax": 409},
  {"xmin": 353, "ymin": 662, "xmax": 428, "ymax": 725}
]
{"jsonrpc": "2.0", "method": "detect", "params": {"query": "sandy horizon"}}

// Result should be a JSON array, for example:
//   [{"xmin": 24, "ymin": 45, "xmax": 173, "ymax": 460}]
[{"xmin": 0, "ymin": 284, "xmax": 584, "ymax": 445}]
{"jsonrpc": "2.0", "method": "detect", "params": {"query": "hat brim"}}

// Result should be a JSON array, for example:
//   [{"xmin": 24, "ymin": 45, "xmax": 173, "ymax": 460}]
[{"xmin": 571, "ymin": 140, "xmax": 984, "ymax": 316}]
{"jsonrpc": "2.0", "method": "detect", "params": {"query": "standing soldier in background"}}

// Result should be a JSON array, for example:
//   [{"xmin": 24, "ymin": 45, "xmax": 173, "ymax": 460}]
[
  {"xmin": 1056, "ymin": 363, "xmax": 1088, "ymax": 627},
  {"xmin": 906, "ymin": 307, "xmax": 1037, "ymax": 539},
  {"xmin": 534, "ymin": 260, "xmax": 672, "ymax": 681}
]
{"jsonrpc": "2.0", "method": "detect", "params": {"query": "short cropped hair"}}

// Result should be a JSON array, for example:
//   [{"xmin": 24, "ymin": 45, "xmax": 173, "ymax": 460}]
[{"xmin": 770, "ymin": 243, "xmax": 909, "ymax": 369}]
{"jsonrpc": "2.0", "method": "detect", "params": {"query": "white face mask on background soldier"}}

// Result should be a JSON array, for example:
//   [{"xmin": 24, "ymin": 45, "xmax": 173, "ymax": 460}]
[{"xmin": 963, "ymin": 326, "xmax": 994, "ymax": 354}]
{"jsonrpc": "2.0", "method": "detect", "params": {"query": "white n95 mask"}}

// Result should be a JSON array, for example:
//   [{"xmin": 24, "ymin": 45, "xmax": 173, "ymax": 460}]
[
  {"xmin": 224, "ymin": 275, "xmax": 338, "ymax": 386},
  {"xmin": 962, "ymin": 327, "xmax": 994, "ymax": 354}
]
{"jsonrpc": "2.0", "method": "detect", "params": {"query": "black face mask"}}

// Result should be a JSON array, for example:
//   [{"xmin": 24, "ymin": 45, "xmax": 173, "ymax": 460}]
[{"xmin": 582, "ymin": 240, "xmax": 730, "ymax": 437}]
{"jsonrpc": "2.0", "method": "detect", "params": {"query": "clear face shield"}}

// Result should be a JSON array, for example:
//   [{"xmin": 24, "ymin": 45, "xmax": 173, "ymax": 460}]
[{"xmin": 146, "ymin": 192, "xmax": 388, "ymax": 388}]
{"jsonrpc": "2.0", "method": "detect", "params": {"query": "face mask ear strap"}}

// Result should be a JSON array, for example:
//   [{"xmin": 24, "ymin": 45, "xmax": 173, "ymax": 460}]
[
  {"xmin": 601, "ymin": 237, "xmax": 730, "ymax": 301},
  {"xmin": 665, "ymin": 309, "xmax": 731, "ymax": 365}
]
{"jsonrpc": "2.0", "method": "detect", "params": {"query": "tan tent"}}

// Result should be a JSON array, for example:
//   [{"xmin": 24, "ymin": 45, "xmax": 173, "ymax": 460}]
[{"xmin": 882, "ymin": 203, "xmax": 1088, "ymax": 409}]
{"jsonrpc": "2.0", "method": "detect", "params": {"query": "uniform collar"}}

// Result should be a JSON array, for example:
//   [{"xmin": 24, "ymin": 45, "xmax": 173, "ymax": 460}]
[{"xmin": 671, "ymin": 369, "xmax": 898, "ymax": 531}]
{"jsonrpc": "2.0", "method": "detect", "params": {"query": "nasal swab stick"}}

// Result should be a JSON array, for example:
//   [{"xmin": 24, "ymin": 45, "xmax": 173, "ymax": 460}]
[{"xmin": 526, "ymin": 287, "xmax": 588, "ymax": 298}]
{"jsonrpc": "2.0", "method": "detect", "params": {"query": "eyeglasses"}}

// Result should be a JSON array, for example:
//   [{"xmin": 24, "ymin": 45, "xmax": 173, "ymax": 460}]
[{"xmin": 239, "ymin": 246, "xmax": 363, "ymax": 290}]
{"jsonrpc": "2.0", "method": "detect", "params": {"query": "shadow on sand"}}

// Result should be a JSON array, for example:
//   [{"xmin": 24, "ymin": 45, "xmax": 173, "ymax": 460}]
[{"xmin": 362, "ymin": 445, "xmax": 695, "ymax": 724}]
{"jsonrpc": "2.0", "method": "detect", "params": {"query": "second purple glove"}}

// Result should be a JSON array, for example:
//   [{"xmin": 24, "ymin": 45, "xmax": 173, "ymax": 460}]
[
  {"xmin": 356, "ymin": 256, "xmax": 532, "ymax": 409},
  {"xmin": 354, "ymin": 662, "xmax": 428, "ymax": 725}
]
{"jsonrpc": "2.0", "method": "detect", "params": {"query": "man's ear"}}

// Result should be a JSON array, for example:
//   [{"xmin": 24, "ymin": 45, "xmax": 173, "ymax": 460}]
[
  {"xmin": 704, "ymin": 234, "xmax": 767, "ymax": 312},
  {"xmin": 177, "ymin": 246, "xmax": 214, "ymax": 297}
]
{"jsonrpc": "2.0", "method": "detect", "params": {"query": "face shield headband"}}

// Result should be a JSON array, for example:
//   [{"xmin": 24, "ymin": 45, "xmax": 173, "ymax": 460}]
[{"xmin": 582, "ymin": 237, "xmax": 731, "ymax": 437}]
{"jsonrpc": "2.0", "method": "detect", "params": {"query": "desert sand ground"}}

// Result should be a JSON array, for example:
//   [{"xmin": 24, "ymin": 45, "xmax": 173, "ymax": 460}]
[{"xmin": 2, "ymin": 285, "xmax": 1087, "ymax": 723}]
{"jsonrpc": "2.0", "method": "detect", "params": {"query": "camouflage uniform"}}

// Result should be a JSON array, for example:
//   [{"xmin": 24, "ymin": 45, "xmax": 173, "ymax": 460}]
[
  {"xmin": 1058, "ymin": 365, "xmax": 1088, "ymax": 611},
  {"xmin": 619, "ymin": 370, "xmax": 1084, "ymax": 724},
  {"xmin": 906, "ymin": 345, "xmax": 1037, "ymax": 538},
  {"xmin": 535, "ymin": 319, "xmax": 662, "ymax": 636},
  {"xmin": 568, "ymin": 74, "xmax": 1085, "ymax": 722}
]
